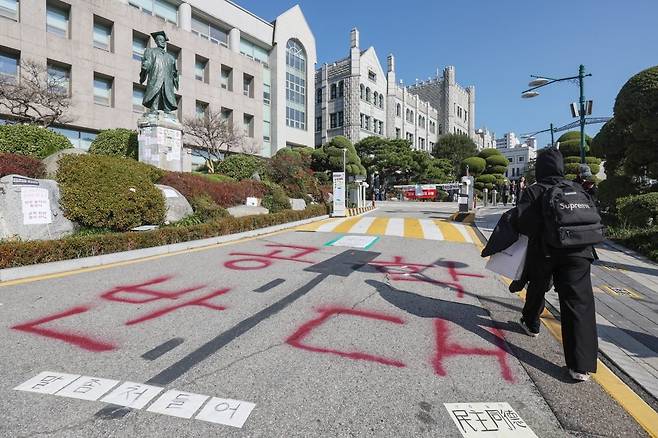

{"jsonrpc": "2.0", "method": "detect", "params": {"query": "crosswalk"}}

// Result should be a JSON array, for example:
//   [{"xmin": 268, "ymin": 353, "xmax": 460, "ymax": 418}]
[{"xmin": 297, "ymin": 216, "xmax": 476, "ymax": 243}]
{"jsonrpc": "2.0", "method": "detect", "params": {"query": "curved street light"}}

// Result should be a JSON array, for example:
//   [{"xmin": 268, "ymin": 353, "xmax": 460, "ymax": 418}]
[
  {"xmin": 528, "ymin": 78, "xmax": 551, "ymax": 87},
  {"xmin": 521, "ymin": 91, "xmax": 540, "ymax": 99}
]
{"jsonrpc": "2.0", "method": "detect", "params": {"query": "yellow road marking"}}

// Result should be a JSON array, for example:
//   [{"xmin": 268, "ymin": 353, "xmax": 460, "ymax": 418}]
[
  {"xmin": 403, "ymin": 218, "xmax": 425, "ymax": 239},
  {"xmin": 296, "ymin": 218, "xmax": 334, "ymax": 231},
  {"xmin": 466, "ymin": 225, "xmax": 482, "ymax": 247},
  {"xmin": 435, "ymin": 220, "xmax": 465, "ymax": 243},
  {"xmin": 332, "ymin": 217, "xmax": 362, "ymax": 233},
  {"xmin": 0, "ymin": 230, "xmax": 287, "ymax": 288},
  {"xmin": 366, "ymin": 217, "xmax": 389, "ymax": 235}
]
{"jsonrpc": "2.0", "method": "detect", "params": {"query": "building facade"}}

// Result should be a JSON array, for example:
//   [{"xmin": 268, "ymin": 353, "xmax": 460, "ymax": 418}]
[
  {"xmin": 0, "ymin": 0, "xmax": 316, "ymax": 157},
  {"xmin": 495, "ymin": 133, "xmax": 537, "ymax": 180},
  {"xmin": 314, "ymin": 28, "xmax": 476, "ymax": 152},
  {"xmin": 474, "ymin": 128, "xmax": 496, "ymax": 150}
]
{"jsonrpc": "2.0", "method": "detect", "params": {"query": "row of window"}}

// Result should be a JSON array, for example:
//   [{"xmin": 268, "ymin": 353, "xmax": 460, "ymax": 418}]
[
  {"xmin": 360, "ymin": 84, "xmax": 384, "ymax": 108},
  {"xmin": 285, "ymin": 40, "xmax": 307, "ymax": 131},
  {"xmin": 507, "ymin": 156, "xmax": 525, "ymax": 163},
  {"xmin": 454, "ymin": 103, "xmax": 468, "ymax": 122},
  {"xmin": 314, "ymin": 111, "xmax": 345, "ymax": 132},
  {"xmin": 360, "ymin": 114, "xmax": 384, "ymax": 135}
]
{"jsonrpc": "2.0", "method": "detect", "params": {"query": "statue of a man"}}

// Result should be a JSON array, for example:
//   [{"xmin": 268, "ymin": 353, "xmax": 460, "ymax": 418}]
[{"xmin": 140, "ymin": 31, "xmax": 178, "ymax": 114}]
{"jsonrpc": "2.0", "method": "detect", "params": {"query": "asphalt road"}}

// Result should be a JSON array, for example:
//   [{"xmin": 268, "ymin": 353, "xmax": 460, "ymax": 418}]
[{"xmin": 0, "ymin": 202, "xmax": 649, "ymax": 437}]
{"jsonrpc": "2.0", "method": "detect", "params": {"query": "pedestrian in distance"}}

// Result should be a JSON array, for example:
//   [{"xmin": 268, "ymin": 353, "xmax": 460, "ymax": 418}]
[
  {"xmin": 574, "ymin": 164, "xmax": 597, "ymax": 198},
  {"xmin": 502, "ymin": 182, "xmax": 510, "ymax": 206},
  {"xmin": 514, "ymin": 147, "xmax": 604, "ymax": 382}
]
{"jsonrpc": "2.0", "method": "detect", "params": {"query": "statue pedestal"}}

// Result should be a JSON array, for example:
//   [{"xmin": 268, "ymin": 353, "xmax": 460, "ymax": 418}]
[{"xmin": 137, "ymin": 111, "xmax": 191, "ymax": 172}]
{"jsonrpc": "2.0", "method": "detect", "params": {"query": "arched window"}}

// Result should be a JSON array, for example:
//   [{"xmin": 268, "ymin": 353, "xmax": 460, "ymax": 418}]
[
  {"xmin": 360, "ymin": 84, "xmax": 365, "ymax": 100},
  {"xmin": 396, "ymin": 103, "xmax": 401, "ymax": 117},
  {"xmin": 366, "ymin": 87, "xmax": 371, "ymax": 102},
  {"xmin": 379, "ymin": 95, "xmax": 384, "ymax": 108},
  {"xmin": 338, "ymin": 80, "xmax": 344, "ymax": 97},
  {"xmin": 373, "ymin": 91, "xmax": 378, "ymax": 105},
  {"xmin": 285, "ymin": 39, "xmax": 307, "ymax": 130}
]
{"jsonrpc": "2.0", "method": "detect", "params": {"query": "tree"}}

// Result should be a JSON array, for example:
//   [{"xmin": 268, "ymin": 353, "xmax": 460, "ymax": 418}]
[
  {"xmin": 183, "ymin": 108, "xmax": 244, "ymax": 173},
  {"xmin": 0, "ymin": 59, "xmax": 73, "ymax": 127},
  {"xmin": 319, "ymin": 136, "xmax": 366, "ymax": 176},
  {"xmin": 591, "ymin": 118, "xmax": 629, "ymax": 178},
  {"xmin": 461, "ymin": 156, "xmax": 486, "ymax": 176},
  {"xmin": 432, "ymin": 134, "xmax": 477, "ymax": 175}
]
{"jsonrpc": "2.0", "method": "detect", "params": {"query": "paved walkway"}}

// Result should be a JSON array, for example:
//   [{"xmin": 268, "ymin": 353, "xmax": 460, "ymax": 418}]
[{"xmin": 475, "ymin": 206, "xmax": 658, "ymax": 404}]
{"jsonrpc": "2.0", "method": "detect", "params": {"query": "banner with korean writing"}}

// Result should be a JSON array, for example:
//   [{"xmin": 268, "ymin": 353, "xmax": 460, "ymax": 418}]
[
  {"xmin": 332, "ymin": 172, "xmax": 346, "ymax": 217},
  {"xmin": 21, "ymin": 187, "xmax": 52, "ymax": 225}
]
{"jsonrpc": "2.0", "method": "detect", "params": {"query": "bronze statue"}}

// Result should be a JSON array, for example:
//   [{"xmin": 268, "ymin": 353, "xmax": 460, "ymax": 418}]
[{"xmin": 140, "ymin": 31, "xmax": 178, "ymax": 114}]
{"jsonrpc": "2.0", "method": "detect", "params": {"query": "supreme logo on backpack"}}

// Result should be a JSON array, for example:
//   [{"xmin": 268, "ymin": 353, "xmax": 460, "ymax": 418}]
[{"xmin": 541, "ymin": 181, "xmax": 604, "ymax": 248}]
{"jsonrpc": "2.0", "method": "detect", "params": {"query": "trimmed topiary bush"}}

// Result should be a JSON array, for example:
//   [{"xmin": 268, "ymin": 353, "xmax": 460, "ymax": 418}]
[
  {"xmin": 89, "ymin": 128, "xmax": 138, "ymax": 159},
  {"xmin": 0, "ymin": 124, "xmax": 71, "ymax": 158},
  {"xmin": 262, "ymin": 181, "xmax": 290, "ymax": 213},
  {"xmin": 200, "ymin": 173, "xmax": 236, "ymax": 183},
  {"xmin": 217, "ymin": 154, "xmax": 266, "ymax": 180},
  {"xmin": 461, "ymin": 157, "xmax": 486, "ymax": 176},
  {"xmin": 188, "ymin": 194, "xmax": 229, "ymax": 222},
  {"xmin": 0, "ymin": 153, "xmax": 45, "ymax": 178},
  {"xmin": 617, "ymin": 193, "xmax": 658, "ymax": 227},
  {"xmin": 478, "ymin": 148, "xmax": 503, "ymax": 159},
  {"xmin": 56, "ymin": 154, "xmax": 166, "ymax": 231}
]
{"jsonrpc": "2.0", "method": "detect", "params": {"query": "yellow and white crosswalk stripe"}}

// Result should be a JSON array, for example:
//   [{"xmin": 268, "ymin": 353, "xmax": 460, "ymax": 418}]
[{"xmin": 297, "ymin": 217, "xmax": 474, "ymax": 243}]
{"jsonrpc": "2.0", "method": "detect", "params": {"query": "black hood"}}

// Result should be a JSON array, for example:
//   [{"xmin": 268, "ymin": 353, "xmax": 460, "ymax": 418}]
[{"xmin": 535, "ymin": 147, "xmax": 564, "ymax": 182}]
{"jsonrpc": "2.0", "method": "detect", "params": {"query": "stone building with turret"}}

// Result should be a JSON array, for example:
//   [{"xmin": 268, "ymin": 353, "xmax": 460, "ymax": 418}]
[{"xmin": 315, "ymin": 28, "xmax": 476, "ymax": 151}]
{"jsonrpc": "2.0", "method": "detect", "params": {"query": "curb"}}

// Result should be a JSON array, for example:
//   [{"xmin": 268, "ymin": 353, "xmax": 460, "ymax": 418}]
[
  {"xmin": 347, "ymin": 206, "xmax": 377, "ymax": 217},
  {"xmin": 0, "ymin": 214, "xmax": 330, "ymax": 283}
]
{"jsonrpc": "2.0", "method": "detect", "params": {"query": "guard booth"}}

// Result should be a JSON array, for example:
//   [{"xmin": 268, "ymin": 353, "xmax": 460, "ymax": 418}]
[{"xmin": 459, "ymin": 176, "xmax": 474, "ymax": 213}]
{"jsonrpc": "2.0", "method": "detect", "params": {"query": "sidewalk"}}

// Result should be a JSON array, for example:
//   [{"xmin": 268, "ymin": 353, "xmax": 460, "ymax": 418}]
[{"xmin": 475, "ymin": 206, "xmax": 658, "ymax": 403}]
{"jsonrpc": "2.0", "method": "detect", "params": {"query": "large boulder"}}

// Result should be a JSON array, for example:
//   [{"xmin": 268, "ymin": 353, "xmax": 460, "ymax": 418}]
[
  {"xmin": 156, "ymin": 184, "xmax": 193, "ymax": 224},
  {"xmin": 42, "ymin": 148, "xmax": 88, "ymax": 177},
  {"xmin": 289, "ymin": 198, "xmax": 307, "ymax": 211},
  {"xmin": 0, "ymin": 175, "xmax": 76, "ymax": 241},
  {"xmin": 227, "ymin": 205, "xmax": 269, "ymax": 218}
]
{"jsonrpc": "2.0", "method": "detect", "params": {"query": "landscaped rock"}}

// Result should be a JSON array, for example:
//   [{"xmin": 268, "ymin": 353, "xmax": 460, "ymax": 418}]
[
  {"xmin": 42, "ymin": 148, "xmax": 88, "ymax": 177},
  {"xmin": 156, "ymin": 184, "xmax": 193, "ymax": 224},
  {"xmin": 289, "ymin": 198, "xmax": 307, "ymax": 211},
  {"xmin": 0, "ymin": 175, "xmax": 76, "ymax": 241},
  {"xmin": 227, "ymin": 205, "xmax": 269, "ymax": 218}
]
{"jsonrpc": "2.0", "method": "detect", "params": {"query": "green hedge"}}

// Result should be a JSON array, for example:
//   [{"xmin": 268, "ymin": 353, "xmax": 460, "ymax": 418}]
[
  {"xmin": 89, "ymin": 128, "xmax": 139, "ymax": 159},
  {"xmin": 0, "ymin": 124, "xmax": 71, "ymax": 158},
  {"xmin": 217, "ymin": 154, "xmax": 265, "ymax": 180},
  {"xmin": 0, "ymin": 204, "xmax": 329, "ymax": 268},
  {"xmin": 617, "ymin": 193, "xmax": 658, "ymax": 227},
  {"xmin": 56, "ymin": 154, "xmax": 166, "ymax": 231},
  {"xmin": 606, "ymin": 226, "xmax": 658, "ymax": 262},
  {"xmin": 262, "ymin": 181, "xmax": 290, "ymax": 213}
]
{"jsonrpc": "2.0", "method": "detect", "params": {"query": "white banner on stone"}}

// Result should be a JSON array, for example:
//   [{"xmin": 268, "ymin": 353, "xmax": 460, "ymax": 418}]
[
  {"xmin": 21, "ymin": 187, "xmax": 52, "ymax": 225},
  {"xmin": 444, "ymin": 402, "xmax": 538, "ymax": 437}
]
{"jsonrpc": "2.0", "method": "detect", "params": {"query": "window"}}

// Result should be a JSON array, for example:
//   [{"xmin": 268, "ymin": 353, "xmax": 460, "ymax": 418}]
[
  {"xmin": 338, "ymin": 80, "xmax": 344, "ymax": 98},
  {"xmin": 221, "ymin": 107, "xmax": 233, "ymax": 125},
  {"xmin": 519, "ymin": 156, "xmax": 524, "ymax": 163},
  {"xmin": 132, "ymin": 83, "xmax": 145, "ymax": 112},
  {"xmin": 379, "ymin": 94, "xmax": 383, "ymax": 108},
  {"xmin": 330, "ymin": 112, "xmax": 337, "ymax": 129},
  {"xmin": 132, "ymin": 31, "xmax": 148, "ymax": 61},
  {"xmin": 368, "ymin": 70, "xmax": 376, "ymax": 82},
  {"xmin": 129, "ymin": 0, "xmax": 177, "ymax": 24},
  {"xmin": 338, "ymin": 111, "xmax": 344, "ymax": 127},
  {"xmin": 360, "ymin": 113, "xmax": 364, "ymax": 129},
  {"xmin": 195, "ymin": 56, "xmax": 207, "ymax": 82},
  {"xmin": 379, "ymin": 120, "xmax": 383, "ymax": 134},
  {"xmin": 364, "ymin": 115, "xmax": 370, "ymax": 131},
  {"xmin": 49, "ymin": 127, "xmax": 96, "ymax": 150},
  {"xmin": 243, "ymin": 113, "xmax": 254, "ymax": 137},
  {"xmin": 315, "ymin": 116, "xmax": 321, "ymax": 132},
  {"xmin": 396, "ymin": 103, "xmax": 401, "ymax": 117},
  {"xmin": 46, "ymin": 1, "xmax": 69, "ymax": 38},
  {"xmin": 220, "ymin": 65, "xmax": 232, "ymax": 91},
  {"xmin": 240, "ymin": 38, "xmax": 268, "ymax": 64},
  {"xmin": 263, "ymin": 120, "xmax": 271, "ymax": 143},
  {"xmin": 360, "ymin": 84, "xmax": 365, "ymax": 100},
  {"xmin": 439, "ymin": 124, "xmax": 443, "ymax": 135},
  {"xmin": 93, "ymin": 16, "xmax": 112, "ymax": 51},
  {"xmin": 166, "ymin": 44, "xmax": 180, "ymax": 66},
  {"xmin": 47, "ymin": 61, "xmax": 70, "ymax": 96},
  {"xmin": 243, "ymin": 73, "xmax": 254, "ymax": 98},
  {"xmin": 316, "ymin": 88, "xmax": 322, "ymax": 104},
  {"xmin": 263, "ymin": 84, "xmax": 271, "ymax": 105},
  {"xmin": 0, "ymin": 49, "xmax": 19, "ymax": 81},
  {"xmin": 395, "ymin": 128, "xmax": 400, "ymax": 139},
  {"xmin": 285, "ymin": 40, "xmax": 307, "ymax": 130},
  {"xmin": 330, "ymin": 83, "xmax": 337, "ymax": 99},
  {"xmin": 0, "ymin": 0, "xmax": 18, "ymax": 20},
  {"xmin": 191, "ymin": 15, "xmax": 228, "ymax": 46},
  {"xmin": 195, "ymin": 100, "xmax": 208, "ymax": 118},
  {"xmin": 373, "ymin": 91, "xmax": 378, "ymax": 105},
  {"xmin": 93, "ymin": 73, "xmax": 113, "ymax": 106},
  {"xmin": 365, "ymin": 87, "xmax": 371, "ymax": 102}
]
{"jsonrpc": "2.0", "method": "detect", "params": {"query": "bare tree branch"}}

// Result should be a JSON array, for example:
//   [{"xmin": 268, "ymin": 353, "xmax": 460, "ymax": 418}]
[
  {"xmin": 0, "ymin": 59, "xmax": 74, "ymax": 127},
  {"xmin": 183, "ymin": 108, "xmax": 244, "ymax": 173}
]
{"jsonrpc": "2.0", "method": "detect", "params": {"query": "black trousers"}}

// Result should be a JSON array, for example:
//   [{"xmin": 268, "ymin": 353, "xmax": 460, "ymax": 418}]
[{"xmin": 522, "ymin": 255, "xmax": 598, "ymax": 373}]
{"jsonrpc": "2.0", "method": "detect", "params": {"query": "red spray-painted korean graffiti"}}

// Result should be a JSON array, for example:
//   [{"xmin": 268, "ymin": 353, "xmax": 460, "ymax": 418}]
[{"xmin": 223, "ymin": 244, "xmax": 320, "ymax": 271}]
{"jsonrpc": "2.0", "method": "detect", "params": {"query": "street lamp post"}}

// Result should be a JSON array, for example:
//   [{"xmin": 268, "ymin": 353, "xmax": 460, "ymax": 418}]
[{"xmin": 521, "ymin": 65, "xmax": 592, "ymax": 164}]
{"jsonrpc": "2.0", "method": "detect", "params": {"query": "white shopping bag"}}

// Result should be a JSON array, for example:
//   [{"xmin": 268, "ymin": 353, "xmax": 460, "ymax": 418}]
[{"xmin": 485, "ymin": 235, "xmax": 528, "ymax": 280}]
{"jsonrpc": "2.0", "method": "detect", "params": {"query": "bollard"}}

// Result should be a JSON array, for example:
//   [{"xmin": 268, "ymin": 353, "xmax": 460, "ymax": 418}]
[
  {"xmin": 492, "ymin": 189, "xmax": 497, "ymax": 205},
  {"xmin": 483, "ymin": 188, "xmax": 488, "ymax": 206}
]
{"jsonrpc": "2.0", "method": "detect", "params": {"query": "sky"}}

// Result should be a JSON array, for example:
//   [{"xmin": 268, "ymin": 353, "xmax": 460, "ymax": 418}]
[{"xmin": 235, "ymin": 0, "xmax": 658, "ymax": 148}]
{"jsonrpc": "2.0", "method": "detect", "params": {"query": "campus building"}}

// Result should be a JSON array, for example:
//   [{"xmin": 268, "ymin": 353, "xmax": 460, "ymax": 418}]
[
  {"xmin": 314, "ymin": 28, "xmax": 476, "ymax": 152},
  {"xmin": 0, "ymin": 0, "xmax": 316, "ymax": 157},
  {"xmin": 495, "ymin": 132, "xmax": 537, "ymax": 180}
]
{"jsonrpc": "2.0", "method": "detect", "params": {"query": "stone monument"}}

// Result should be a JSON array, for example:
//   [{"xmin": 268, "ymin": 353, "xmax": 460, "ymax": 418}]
[{"xmin": 137, "ymin": 30, "xmax": 191, "ymax": 172}]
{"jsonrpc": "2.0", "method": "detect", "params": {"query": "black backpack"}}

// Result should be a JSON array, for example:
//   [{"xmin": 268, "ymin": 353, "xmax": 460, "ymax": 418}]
[{"xmin": 540, "ymin": 180, "xmax": 604, "ymax": 248}]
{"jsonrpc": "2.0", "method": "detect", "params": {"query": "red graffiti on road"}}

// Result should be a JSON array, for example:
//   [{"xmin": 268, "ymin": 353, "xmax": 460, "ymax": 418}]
[
  {"xmin": 369, "ymin": 257, "xmax": 484, "ymax": 298},
  {"xmin": 286, "ymin": 307, "xmax": 407, "ymax": 368},
  {"xmin": 432, "ymin": 319, "xmax": 514, "ymax": 382},
  {"xmin": 223, "ymin": 244, "xmax": 320, "ymax": 271}
]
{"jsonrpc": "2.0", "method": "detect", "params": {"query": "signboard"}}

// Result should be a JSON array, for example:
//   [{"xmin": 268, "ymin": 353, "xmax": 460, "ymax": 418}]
[
  {"xmin": 12, "ymin": 176, "xmax": 40, "ymax": 186},
  {"xmin": 246, "ymin": 197, "xmax": 259, "ymax": 207},
  {"xmin": 21, "ymin": 187, "xmax": 52, "ymax": 225},
  {"xmin": 444, "ymin": 402, "xmax": 537, "ymax": 437},
  {"xmin": 332, "ymin": 172, "xmax": 346, "ymax": 217}
]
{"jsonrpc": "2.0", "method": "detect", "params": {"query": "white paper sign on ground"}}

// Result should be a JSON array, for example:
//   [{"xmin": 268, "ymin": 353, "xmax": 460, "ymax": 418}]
[
  {"xmin": 55, "ymin": 376, "xmax": 119, "ymax": 401},
  {"xmin": 14, "ymin": 372, "xmax": 80, "ymax": 395},
  {"xmin": 147, "ymin": 389, "xmax": 209, "ymax": 419},
  {"xmin": 162, "ymin": 188, "xmax": 179, "ymax": 198},
  {"xmin": 100, "ymin": 381, "xmax": 163, "ymax": 409},
  {"xmin": 21, "ymin": 187, "xmax": 52, "ymax": 225},
  {"xmin": 329, "ymin": 235, "xmax": 378, "ymax": 249},
  {"xmin": 195, "ymin": 397, "xmax": 256, "ymax": 428},
  {"xmin": 444, "ymin": 402, "xmax": 537, "ymax": 438},
  {"xmin": 246, "ymin": 197, "xmax": 259, "ymax": 207}
]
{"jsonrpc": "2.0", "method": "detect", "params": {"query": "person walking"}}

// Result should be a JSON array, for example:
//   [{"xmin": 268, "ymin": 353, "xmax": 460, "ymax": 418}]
[
  {"xmin": 515, "ymin": 147, "xmax": 602, "ymax": 382},
  {"xmin": 502, "ymin": 182, "xmax": 510, "ymax": 206}
]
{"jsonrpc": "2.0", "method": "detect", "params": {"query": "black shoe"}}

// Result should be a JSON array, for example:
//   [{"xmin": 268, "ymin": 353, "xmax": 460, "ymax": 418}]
[
  {"xmin": 519, "ymin": 317, "xmax": 539, "ymax": 337},
  {"xmin": 509, "ymin": 280, "xmax": 526, "ymax": 293}
]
